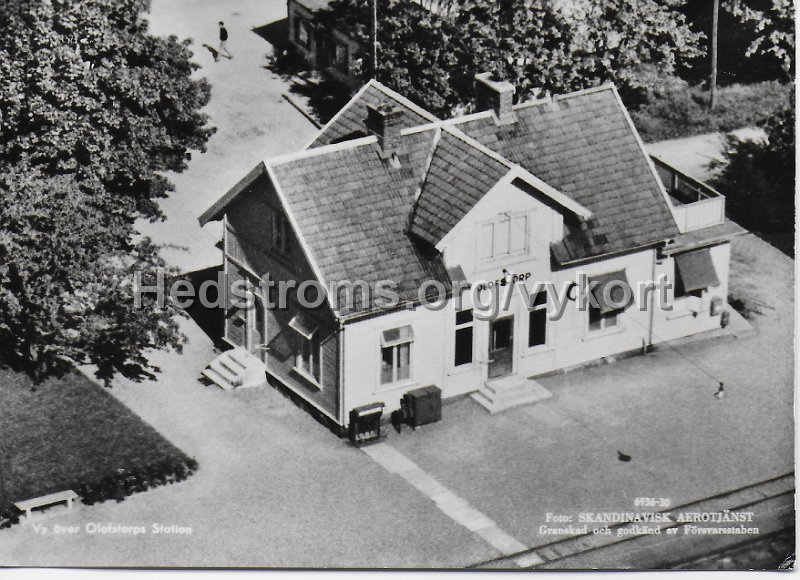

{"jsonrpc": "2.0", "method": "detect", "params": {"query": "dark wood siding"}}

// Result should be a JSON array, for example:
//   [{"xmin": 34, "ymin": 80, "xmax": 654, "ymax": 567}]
[{"xmin": 223, "ymin": 173, "xmax": 341, "ymax": 421}]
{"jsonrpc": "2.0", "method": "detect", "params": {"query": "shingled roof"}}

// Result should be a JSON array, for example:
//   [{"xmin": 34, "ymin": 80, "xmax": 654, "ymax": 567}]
[
  {"xmin": 203, "ymin": 81, "xmax": 686, "ymax": 317},
  {"xmin": 271, "ymin": 130, "xmax": 459, "ymax": 318},
  {"xmin": 447, "ymin": 85, "xmax": 679, "ymax": 264},
  {"xmin": 308, "ymin": 80, "xmax": 439, "ymax": 148},
  {"xmin": 408, "ymin": 129, "xmax": 511, "ymax": 246}
]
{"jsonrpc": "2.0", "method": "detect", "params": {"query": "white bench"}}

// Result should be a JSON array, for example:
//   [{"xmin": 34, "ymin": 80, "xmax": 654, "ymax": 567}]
[{"xmin": 14, "ymin": 490, "xmax": 78, "ymax": 521}]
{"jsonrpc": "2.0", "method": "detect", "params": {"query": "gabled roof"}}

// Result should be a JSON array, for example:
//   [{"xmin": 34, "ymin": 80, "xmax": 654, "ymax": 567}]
[
  {"xmin": 407, "ymin": 129, "xmax": 511, "ymax": 246},
  {"xmin": 270, "ymin": 131, "xmax": 456, "ymax": 318},
  {"xmin": 201, "ymin": 80, "xmax": 691, "ymax": 317},
  {"xmin": 448, "ymin": 85, "xmax": 679, "ymax": 264},
  {"xmin": 407, "ymin": 125, "xmax": 592, "ymax": 247},
  {"xmin": 307, "ymin": 79, "xmax": 439, "ymax": 148}
]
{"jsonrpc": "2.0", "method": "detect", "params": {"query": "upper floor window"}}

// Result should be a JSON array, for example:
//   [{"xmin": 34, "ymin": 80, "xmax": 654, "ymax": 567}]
[
  {"xmin": 271, "ymin": 210, "xmax": 291, "ymax": 255},
  {"xmin": 479, "ymin": 213, "xmax": 528, "ymax": 260},
  {"xmin": 380, "ymin": 325, "xmax": 413, "ymax": 385}
]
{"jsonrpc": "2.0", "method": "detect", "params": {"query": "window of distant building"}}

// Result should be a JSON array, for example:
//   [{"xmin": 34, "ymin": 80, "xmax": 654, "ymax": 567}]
[
  {"xmin": 332, "ymin": 41, "xmax": 348, "ymax": 73},
  {"xmin": 294, "ymin": 16, "xmax": 310, "ymax": 47}
]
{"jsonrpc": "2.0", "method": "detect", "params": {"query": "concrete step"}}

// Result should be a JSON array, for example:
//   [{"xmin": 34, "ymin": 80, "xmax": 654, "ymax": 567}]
[
  {"xmin": 228, "ymin": 348, "xmax": 256, "ymax": 369},
  {"xmin": 201, "ymin": 367, "xmax": 235, "ymax": 391},
  {"xmin": 484, "ymin": 380, "xmax": 535, "ymax": 400},
  {"xmin": 473, "ymin": 377, "xmax": 553, "ymax": 413},
  {"xmin": 202, "ymin": 348, "xmax": 267, "ymax": 391},
  {"xmin": 218, "ymin": 354, "xmax": 246, "ymax": 375},
  {"xmin": 210, "ymin": 359, "xmax": 241, "ymax": 386}
]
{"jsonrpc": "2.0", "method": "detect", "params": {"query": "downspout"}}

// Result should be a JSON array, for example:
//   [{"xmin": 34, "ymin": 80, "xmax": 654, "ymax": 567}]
[
  {"xmin": 338, "ymin": 319, "xmax": 346, "ymax": 431},
  {"xmin": 647, "ymin": 248, "xmax": 657, "ymax": 352}
]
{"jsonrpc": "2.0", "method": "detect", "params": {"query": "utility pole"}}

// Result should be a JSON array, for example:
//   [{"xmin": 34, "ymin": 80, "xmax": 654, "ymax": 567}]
[
  {"xmin": 369, "ymin": 0, "xmax": 378, "ymax": 79},
  {"xmin": 710, "ymin": 0, "xmax": 719, "ymax": 109}
]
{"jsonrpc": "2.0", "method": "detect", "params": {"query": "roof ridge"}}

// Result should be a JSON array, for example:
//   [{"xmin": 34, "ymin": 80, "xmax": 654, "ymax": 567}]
[
  {"xmin": 370, "ymin": 80, "xmax": 440, "ymax": 122},
  {"xmin": 439, "ymin": 125, "xmax": 592, "ymax": 220},
  {"xmin": 301, "ymin": 80, "xmax": 377, "ymax": 150},
  {"xmin": 607, "ymin": 84, "xmax": 681, "ymax": 234},
  {"xmin": 406, "ymin": 127, "xmax": 443, "ymax": 236},
  {"xmin": 269, "ymin": 135, "xmax": 378, "ymax": 166}
]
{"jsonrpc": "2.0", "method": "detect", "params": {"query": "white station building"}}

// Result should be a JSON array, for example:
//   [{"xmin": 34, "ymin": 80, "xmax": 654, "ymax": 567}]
[{"xmin": 199, "ymin": 75, "xmax": 745, "ymax": 434}]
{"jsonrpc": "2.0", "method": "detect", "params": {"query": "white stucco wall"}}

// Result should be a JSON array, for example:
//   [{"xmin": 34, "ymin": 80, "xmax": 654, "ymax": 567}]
[{"xmin": 338, "ymin": 177, "xmax": 733, "ymax": 419}]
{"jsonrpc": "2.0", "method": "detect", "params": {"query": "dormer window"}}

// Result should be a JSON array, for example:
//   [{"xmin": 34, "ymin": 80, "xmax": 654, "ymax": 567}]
[
  {"xmin": 479, "ymin": 213, "xmax": 528, "ymax": 260},
  {"xmin": 271, "ymin": 210, "xmax": 291, "ymax": 255}
]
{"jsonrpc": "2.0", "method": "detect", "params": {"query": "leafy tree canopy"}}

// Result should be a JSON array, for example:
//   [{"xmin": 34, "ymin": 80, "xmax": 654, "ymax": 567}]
[
  {"xmin": 318, "ymin": 0, "xmax": 703, "ymax": 115},
  {"xmin": 0, "ymin": 0, "xmax": 212, "ymax": 384},
  {"xmin": 712, "ymin": 104, "xmax": 795, "ymax": 254},
  {"xmin": 724, "ymin": 0, "xmax": 794, "ymax": 76}
]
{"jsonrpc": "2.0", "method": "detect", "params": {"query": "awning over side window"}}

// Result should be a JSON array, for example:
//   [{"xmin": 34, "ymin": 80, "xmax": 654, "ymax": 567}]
[
  {"xmin": 589, "ymin": 270, "xmax": 632, "ymax": 314},
  {"xmin": 381, "ymin": 325, "xmax": 414, "ymax": 347},
  {"xmin": 288, "ymin": 314, "xmax": 318, "ymax": 340},
  {"xmin": 675, "ymin": 249, "xmax": 720, "ymax": 293}
]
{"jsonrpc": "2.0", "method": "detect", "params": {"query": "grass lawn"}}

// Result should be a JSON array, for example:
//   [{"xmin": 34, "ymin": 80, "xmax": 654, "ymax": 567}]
[
  {"xmin": 0, "ymin": 367, "xmax": 192, "ymax": 507},
  {"xmin": 631, "ymin": 81, "xmax": 792, "ymax": 142}
]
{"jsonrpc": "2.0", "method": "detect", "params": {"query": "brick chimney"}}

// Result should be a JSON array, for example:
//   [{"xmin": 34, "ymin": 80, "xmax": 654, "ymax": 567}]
[
  {"xmin": 475, "ymin": 72, "xmax": 516, "ymax": 124},
  {"xmin": 366, "ymin": 102, "xmax": 405, "ymax": 159}
]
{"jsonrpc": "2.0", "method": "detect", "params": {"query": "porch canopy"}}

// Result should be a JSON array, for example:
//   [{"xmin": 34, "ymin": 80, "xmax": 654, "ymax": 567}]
[
  {"xmin": 589, "ymin": 270, "xmax": 633, "ymax": 314},
  {"xmin": 675, "ymin": 248, "xmax": 720, "ymax": 293}
]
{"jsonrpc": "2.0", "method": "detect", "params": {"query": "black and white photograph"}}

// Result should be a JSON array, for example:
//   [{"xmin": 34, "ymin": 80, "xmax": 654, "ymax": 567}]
[{"xmin": 0, "ymin": 0, "xmax": 795, "ymax": 573}]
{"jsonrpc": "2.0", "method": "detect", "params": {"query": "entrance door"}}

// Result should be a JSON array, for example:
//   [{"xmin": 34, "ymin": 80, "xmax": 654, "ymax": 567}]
[
  {"xmin": 246, "ymin": 293, "xmax": 266, "ymax": 359},
  {"xmin": 488, "ymin": 316, "xmax": 514, "ymax": 378}
]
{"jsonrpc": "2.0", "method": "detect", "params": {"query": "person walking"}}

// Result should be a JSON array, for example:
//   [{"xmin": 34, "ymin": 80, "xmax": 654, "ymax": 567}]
[{"xmin": 218, "ymin": 21, "xmax": 232, "ymax": 60}]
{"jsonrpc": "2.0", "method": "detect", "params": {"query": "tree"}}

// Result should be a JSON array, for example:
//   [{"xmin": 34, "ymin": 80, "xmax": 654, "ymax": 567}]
[
  {"xmin": 317, "ymin": 0, "xmax": 703, "ymax": 115},
  {"xmin": 724, "ymin": 0, "xmax": 794, "ymax": 76},
  {"xmin": 449, "ymin": 0, "xmax": 576, "ymax": 104},
  {"xmin": 0, "ymin": 0, "xmax": 212, "ymax": 384},
  {"xmin": 0, "ymin": 0, "xmax": 213, "ymax": 222},
  {"xmin": 566, "ymin": 0, "xmax": 703, "ymax": 106},
  {"xmin": 711, "ymin": 105, "xmax": 795, "ymax": 255}
]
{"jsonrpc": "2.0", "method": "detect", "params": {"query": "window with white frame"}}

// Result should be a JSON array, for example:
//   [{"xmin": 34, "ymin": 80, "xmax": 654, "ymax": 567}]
[
  {"xmin": 380, "ymin": 325, "xmax": 413, "ymax": 385},
  {"xmin": 479, "ymin": 213, "xmax": 528, "ymax": 260},
  {"xmin": 454, "ymin": 309, "xmax": 474, "ymax": 366},
  {"xmin": 290, "ymin": 315, "xmax": 321, "ymax": 383},
  {"xmin": 271, "ymin": 209, "xmax": 291, "ymax": 255},
  {"xmin": 588, "ymin": 305, "xmax": 618, "ymax": 332},
  {"xmin": 528, "ymin": 290, "xmax": 548, "ymax": 347},
  {"xmin": 297, "ymin": 333, "xmax": 321, "ymax": 382}
]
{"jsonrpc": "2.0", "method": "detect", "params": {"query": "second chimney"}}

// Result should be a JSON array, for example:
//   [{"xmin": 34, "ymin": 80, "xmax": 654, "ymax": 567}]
[
  {"xmin": 475, "ymin": 72, "xmax": 516, "ymax": 124},
  {"xmin": 366, "ymin": 102, "xmax": 404, "ymax": 159}
]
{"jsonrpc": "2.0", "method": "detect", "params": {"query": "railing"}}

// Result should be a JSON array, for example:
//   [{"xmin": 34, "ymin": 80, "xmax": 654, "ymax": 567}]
[{"xmin": 651, "ymin": 155, "xmax": 726, "ymax": 232}]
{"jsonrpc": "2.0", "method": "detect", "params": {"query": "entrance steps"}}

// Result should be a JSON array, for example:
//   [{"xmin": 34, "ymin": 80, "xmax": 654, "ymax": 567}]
[
  {"xmin": 472, "ymin": 375, "xmax": 552, "ymax": 413},
  {"xmin": 201, "ymin": 348, "xmax": 266, "ymax": 391}
]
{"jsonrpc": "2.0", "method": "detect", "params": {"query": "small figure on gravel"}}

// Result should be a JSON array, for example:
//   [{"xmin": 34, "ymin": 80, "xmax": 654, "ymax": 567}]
[{"xmin": 218, "ymin": 21, "xmax": 232, "ymax": 60}]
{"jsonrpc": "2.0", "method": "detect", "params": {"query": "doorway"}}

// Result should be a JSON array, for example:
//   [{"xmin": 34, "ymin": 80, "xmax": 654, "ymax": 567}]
[
  {"xmin": 246, "ymin": 292, "xmax": 266, "ymax": 359},
  {"xmin": 488, "ymin": 316, "xmax": 514, "ymax": 378}
]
